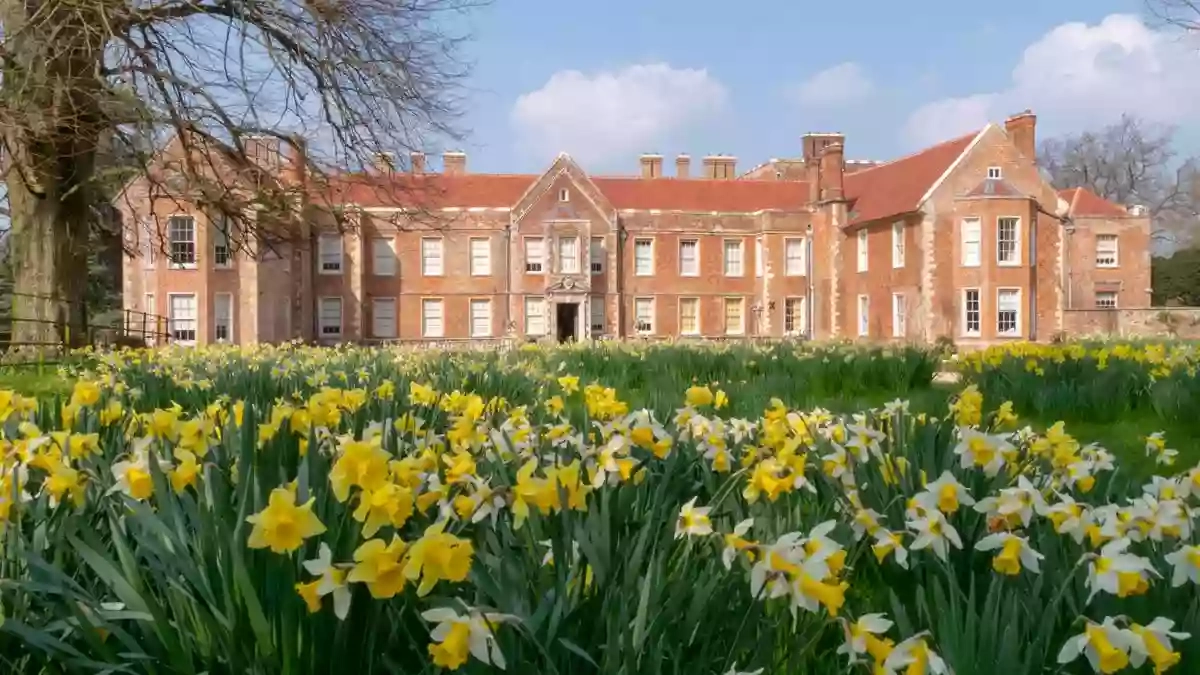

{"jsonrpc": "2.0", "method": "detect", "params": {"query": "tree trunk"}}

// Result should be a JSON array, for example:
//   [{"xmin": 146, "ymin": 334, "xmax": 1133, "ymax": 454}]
[
  {"xmin": 7, "ymin": 170, "xmax": 92, "ymax": 350},
  {"xmin": 1, "ymin": 1, "xmax": 108, "ymax": 352}
]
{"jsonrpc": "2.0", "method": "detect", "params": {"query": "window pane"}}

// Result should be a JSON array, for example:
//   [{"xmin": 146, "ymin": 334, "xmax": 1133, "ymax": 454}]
[
  {"xmin": 372, "ymin": 298, "xmax": 396, "ymax": 338},
  {"xmin": 679, "ymin": 240, "xmax": 698, "ymax": 276},
  {"xmin": 422, "ymin": 299, "xmax": 444, "ymax": 337},
  {"xmin": 320, "ymin": 298, "xmax": 342, "ymax": 336},
  {"xmin": 169, "ymin": 294, "xmax": 197, "ymax": 342},
  {"xmin": 724, "ymin": 240, "xmax": 743, "ymax": 276},
  {"xmin": 471, "ymin": 238, "xmax": 491, "ymax": 275},
  {"xmin": 373, "ymin": 238, "xmax": 396, "ymax": 276},
  {"xmin": 724, "ymin": 298, "xmax": 743, "ymax": 335},
  {"xmin": 214, "ymin": 294, "xmax": 232, "ymax": 342},
  {"xmin": 964, "ymin": 290, "xmax": 981, "ymax": 334},
  {"xmin": 470, "ymin": 299, "xmax": 491, "ymax": 337},
  {"xmin": 635, "ymin": 298, "xmax": 653, "ymax": 333},
  {"xmin": 525, "ymin": 238, "xmax": 544, "ymax": 273},
  {"xmin": 590, "ymin": 237, "xmax": 604, "ymax": 274},
  {"xmin": 997, "ymin": 218, "xmax": 1019, "ymax": 263},
  {"xmin": 559, "ymin": 237, "xmax": 579, "ymax": 274},
  {"xmin": 786, "ymin": 239, "xmax": 806, "ymax": 276},
  {"xmin": 680, "ymin": 298, "xmax": 699, "ymax": 334},
  {"xmin": 525, "ymin": 298, "xmax": 546, "ymax": 335},
  {"xmin": 169, "ymin": 217, "xmax": 196, "ymax": 266},
  {"xmin": 635, "ymin": 239, "xmax": 653, "ymax": 275},
  {"xmin": 590, "ymin": 297, "xmax": 605, "ymax": 333},
  {"xmin": 421, "ymin": 238, "xmax": 443, "ymax": 275}
]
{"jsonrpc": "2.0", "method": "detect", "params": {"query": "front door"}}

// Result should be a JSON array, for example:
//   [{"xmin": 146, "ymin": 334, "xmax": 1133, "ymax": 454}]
[{"xmin": 556, "ymin": 302, "xmax": 578, "ymax": 342}]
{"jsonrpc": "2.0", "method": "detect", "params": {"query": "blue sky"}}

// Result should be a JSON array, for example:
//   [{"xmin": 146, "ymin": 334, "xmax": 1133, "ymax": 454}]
[{"xmin": 447, "ymin": 0, "xmax": 1200, "ymax": 174}]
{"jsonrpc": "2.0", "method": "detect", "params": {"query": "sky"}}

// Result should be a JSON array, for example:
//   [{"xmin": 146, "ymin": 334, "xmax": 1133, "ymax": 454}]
[{"xmin": 446, "ymin": 0, "xmax": 1200, "ymax": 175}]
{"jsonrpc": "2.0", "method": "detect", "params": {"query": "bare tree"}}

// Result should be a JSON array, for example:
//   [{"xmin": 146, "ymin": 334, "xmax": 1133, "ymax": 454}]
[
  {"xmin": 1146, "ymin": 0, "xmax": 1200, "ymax": 31},
  {"xmin": 0, "ymin": 0, "xmax": 483, "ymax": 346},
  {"xmin": 1039, "ymin": 114, "xmax": 1200, "ymax": 247}
]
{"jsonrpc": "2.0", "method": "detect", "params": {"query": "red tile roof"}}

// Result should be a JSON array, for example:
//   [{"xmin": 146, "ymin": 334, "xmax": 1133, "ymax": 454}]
[
  {"xmin": 591, "ymin": 177, "xmax": 808, "ymax": 211},
  {"xmin": 312, "ymin": 132, "xmax": 980, "ymax": 218},
  {"xmin": 316, "ymin": 173, "xmax": 810, "ymax": 212},
  {"xmin": 963, "ymin": 178, "xmax": 1024, "ymax": 198},
  {"xmin": 843, "ymin": 131, "xmax": 980, "ymax": 226},
  {"xmin": 1058, "ymin": 187, "xmax": 1130, "ymax": 218},
  {"xmin": 316, "ymin": 173, "xmax": 535, "ymax": 209}
]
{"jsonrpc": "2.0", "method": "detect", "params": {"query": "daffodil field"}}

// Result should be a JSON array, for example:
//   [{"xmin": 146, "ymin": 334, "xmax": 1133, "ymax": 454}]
[{"xmin": 1, "ymin": 340, "xmax": 1198, "ymax": 674}]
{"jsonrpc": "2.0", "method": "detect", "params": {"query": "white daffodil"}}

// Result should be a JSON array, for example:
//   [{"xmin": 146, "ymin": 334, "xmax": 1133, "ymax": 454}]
[
  {"xmin": 953, "ymin": 427, "xmax": 1012, "ymax": 476},
  {"xmin": 916, "ymin": 471, "xmax": 975, "ymax": 515},
  {"xmin": 851, "ymin": 507, "xmax": 886, "ymax": 541},
  {"xmin": 301, "ymin": 543, "xmax": 352, "ymax": 620},
  {"xmin": 1143, "ymin": 475, "xmax": 1184, "ymax": 501},
  {"xmin": 844, "ymin": 423, "xmax": 885, "ymax": 463},
  {"xmin": 907, "ymin": 510, "xmax": 962, "ymax": 562},
  {"xmin": 883, "ymin": 634, "xmax": 949, "ymax": 674},
  {"xmin": 1127, "ymin": 495, "xmax": 1192, "ymax": 542},
  {"xmin": 1043, "ymin": 494, "xmax": 1093, "ymax": 544},
  {"xmin": 1145, "ymin": 431, "xmax": 1178, "ymax": 466},
  {"xmin": 722, "ymin": 518, "xmax": 756, "ymax": 570},
  {"xmin": 1057, "ymin": 617, "xmax": 1140, "ymax": 674},
  {"xmin": 722, "ymin": 665, "xmax": 764, "ymax": 675},
  {"xmin": 975, "ymin": 532, "xmax": 1043, "ymax": 576},
  {"xmin": 420, "ymin": 606, "xmax": 517, "ymax": 670},
  {"xmin": 822, "ymin": 444, "xmax": 852, "ymax": 482},
  {"xmin": 871, "ymin": 529, "xmax": 909, "ymax": 569},
  {"xmin": 1129, "ymin": 617, "xmax": 1189, "ymax": 673},
  {"xmin": 973, "ymin": 475, "xmax": 1046, "ymax": 527},
  {"xmin": 1086, "ymin": 537, "xmax": 1159, "ymax": 601},
  {"xmin": 1164, "ymin": 544, "xmax": 1200, "ymax": 587},
  {"xmin": 750, "ymin": 532, "xmax": 805, "ymax": 600},
  {"xmin": 675, "ymin": 497, "xmax": 714, "ymax": 539},
  {"xmin": 837, "ymin": 613, "xmax": 894, "ymax": 664}
]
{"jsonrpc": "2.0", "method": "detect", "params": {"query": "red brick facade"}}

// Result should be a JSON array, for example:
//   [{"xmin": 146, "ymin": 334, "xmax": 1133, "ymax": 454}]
[{"xmin": 117, "ymin": 111, "xmax": 1152, "ymax": 346}]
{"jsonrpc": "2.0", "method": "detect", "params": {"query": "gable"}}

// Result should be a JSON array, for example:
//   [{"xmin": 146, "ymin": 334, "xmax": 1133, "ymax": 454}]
[
  {"xmin": 512, "ymin": 154, "xmax": 615, "ymax": 223},
  {"xmin": 843, "ymin": 129, "xmax": 982, "ymax": 226}
]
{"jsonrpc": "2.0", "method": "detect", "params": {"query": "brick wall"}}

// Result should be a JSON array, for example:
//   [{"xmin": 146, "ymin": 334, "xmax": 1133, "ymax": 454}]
[{"xmin": 1063, "ymin": 308, "xmax": 1200, "ymax": 339}]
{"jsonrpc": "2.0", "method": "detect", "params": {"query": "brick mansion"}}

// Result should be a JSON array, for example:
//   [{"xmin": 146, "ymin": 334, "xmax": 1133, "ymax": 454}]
[{"xmin": 118, "ymin": 111, "xmax": 1152, "ymax": 346}]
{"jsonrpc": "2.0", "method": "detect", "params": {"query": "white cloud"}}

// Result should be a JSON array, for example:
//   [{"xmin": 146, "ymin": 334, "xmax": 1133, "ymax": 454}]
[
  {"xmin": 510, "ymin": 63, "xmax": 727, "ymax": 169},
  {"xmin": 905, "ymin": 14, "xmax": 1200, "ymax": 147},
  {"xmin": 793, "ymin": 62, "xmax": 875, "ymax": 106}
]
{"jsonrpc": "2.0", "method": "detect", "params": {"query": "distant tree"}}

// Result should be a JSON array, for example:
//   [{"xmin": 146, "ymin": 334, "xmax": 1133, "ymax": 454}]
[
  {"xmin": 1038, "ymin": 114, "xmax": 1200, "ymax": 247},
  {"xmin": 1152, "ymin": 246, "xmax": 1200, "ymax": 306},
  {"xmin": 0, "ymin": 0, "xmax": 482, "ymax": 346}
]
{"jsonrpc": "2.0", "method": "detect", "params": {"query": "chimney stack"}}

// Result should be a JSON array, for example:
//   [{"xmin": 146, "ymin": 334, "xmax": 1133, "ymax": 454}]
[
  {"xmin": 639, "ymin": 154, "xmax": 664, "ymax": 178},
  {"xmin": 443, "ymin": 151, "xmax": 467, "ymax": 175},
  {"xmin": 676, "ymin": 154, "xmax": 691, "ymax": 179},
  {"xmin": 409, "ymin": 151, "xmax": 426, "ymax": 174},
  {"xmin": 1005, "ymin": 110, "xmax": 1037, "ymax": 161},
  {"xmin": 281, "ymin": 136, "xmax": 307, "ymax": 186},
  {"xmin": 818, "ymin": 142, "xmax": 845, "ymax": 201},
  {"xmin": 702, "ymin": 155, "xmax": 737, "ymax": 180},
  {"xmin": 802, "ymin": 132, "xmax": 845, "ymax": 164},
  {"xmin": 372, "ymin": 152, "xmax": 396, "ymax": 175}
]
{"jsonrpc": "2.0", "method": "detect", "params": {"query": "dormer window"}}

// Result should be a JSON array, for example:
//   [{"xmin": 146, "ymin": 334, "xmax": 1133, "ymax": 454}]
[{"xmin": 987, "ymin": 166, "xmax": 1002, "ymax": 180}]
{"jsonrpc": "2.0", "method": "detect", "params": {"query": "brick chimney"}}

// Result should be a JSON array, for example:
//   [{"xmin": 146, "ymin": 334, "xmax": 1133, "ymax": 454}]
[
  {"xmin": 245, "ymin": 135, "xmax": 282, "ymax": 171},
  {"xmin": 676, "ymin": 154, "xmax": 691, "ymax": 179},
  {"xmin": 409, "ymin": 151, "xmax": 426, "ymax": 174},
  {"xmin": 281, "ymin": 136, "xmax": 307, "ymax": 186},
  {"xmin": 1005, "ymin": 110, "xmax": 1036, "ymax": 161},
  {"xmin": 702, "ymin": 155, "xmax": 737, "ymax": 179},
  {"xmin": 372, "ymin": 152, "xmax": 396, "ymax": 175},
  {"xmin": 443, "ymin": 151, "xmax": 466, "ymax": 175},
  {"xmin": 802, "ymin": 132, "xmax": 845, "ymax": 164},
  {"xmin": 640, "ymin": 154, "xmax": 664, "ymax": 178},
  {"xmin": 819, "ymin": 142, "xmax": 845, "ymax": 201}
]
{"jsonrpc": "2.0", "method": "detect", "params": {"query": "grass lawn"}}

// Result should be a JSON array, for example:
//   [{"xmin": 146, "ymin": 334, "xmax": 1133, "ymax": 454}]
[
  {"xmin": 0, "ymin": 347, "xmax": 1187, "ymax": 475},
  {"xmin": 0, "ymin": 366, "xmax": 74, "ymax": 398}
]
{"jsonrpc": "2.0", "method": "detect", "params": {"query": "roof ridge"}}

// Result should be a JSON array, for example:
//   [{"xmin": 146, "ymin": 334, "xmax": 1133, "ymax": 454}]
[{"xmin": 844, "ymin": 129, "xmax": 982, "ymax": 179}]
